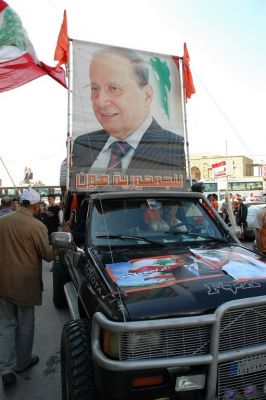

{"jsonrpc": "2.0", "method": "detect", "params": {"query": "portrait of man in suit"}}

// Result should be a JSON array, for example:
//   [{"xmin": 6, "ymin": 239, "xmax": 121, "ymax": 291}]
[{"xmin": 71, "ymin": 44, "xmax": 186, "ymax": 186}]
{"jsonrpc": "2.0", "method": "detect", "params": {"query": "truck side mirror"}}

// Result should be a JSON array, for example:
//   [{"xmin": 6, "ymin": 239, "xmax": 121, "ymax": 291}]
[{"xmin": 51, "ymin": 231, "xmax": 76, "ymax": 250}]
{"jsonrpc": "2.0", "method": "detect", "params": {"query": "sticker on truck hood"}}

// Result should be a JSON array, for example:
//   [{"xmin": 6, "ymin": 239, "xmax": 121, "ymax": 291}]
[
  {"xmin": 106, "ymin": 253, "xmax": 224, "ymax": 293},
  {"xmin": 190, "ymin": 248, "xmax": 266, "ymax": 280},
  {"xmin": 106, "ymin": 248, "xmax": 266, "ymax": 294}
]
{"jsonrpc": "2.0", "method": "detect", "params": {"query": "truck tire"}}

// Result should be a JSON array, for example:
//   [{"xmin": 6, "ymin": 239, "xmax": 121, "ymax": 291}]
[
  {"xmin": 61, "ymin": 319, "xmax": 98, "ymax": 400},
  {"xmin": 52, "ymin": 256, "xmax": 70, "ymax": 308}
]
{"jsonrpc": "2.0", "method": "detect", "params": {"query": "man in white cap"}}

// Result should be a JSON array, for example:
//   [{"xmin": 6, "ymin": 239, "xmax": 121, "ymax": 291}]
[{"xmin": 0, "ymin": 187, "xmax": 57, "ymax": 388}]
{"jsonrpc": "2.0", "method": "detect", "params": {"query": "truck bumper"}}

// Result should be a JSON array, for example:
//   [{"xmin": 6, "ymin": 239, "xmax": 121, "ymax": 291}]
[{"xmin": 92, "ymin": 295, "xmax": 266, "ymax": 400}]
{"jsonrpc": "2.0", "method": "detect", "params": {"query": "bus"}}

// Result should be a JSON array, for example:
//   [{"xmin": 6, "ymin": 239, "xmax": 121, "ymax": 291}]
[
  {"xmin": 201, "ymin": 177, "xmax": 266, "ymax": 202},
  {"xmin": 0, "ymin": 185, "xmax": 62, "ymax": 202}
]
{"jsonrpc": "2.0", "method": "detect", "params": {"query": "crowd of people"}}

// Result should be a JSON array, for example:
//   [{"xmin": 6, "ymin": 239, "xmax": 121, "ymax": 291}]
[
  {"xmin": 217, "ymin": 192, "xmax": 248, "ymax": 231},
  {"xmin": 0, "ymin": 193, "xmax": 63, "ymax": 238},
  {"xmin": 191, "ymin": 183, "xmax": 266, "ymax": 247},
  {"xmin": 0, "ymin": 188, "xmax": 63, "ymax": 388}
]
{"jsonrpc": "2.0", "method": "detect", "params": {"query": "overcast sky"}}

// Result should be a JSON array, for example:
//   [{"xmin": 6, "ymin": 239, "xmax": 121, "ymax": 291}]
[{"xmin": 1, "ymin": 0, "xmax": 265, "ymax": 186}]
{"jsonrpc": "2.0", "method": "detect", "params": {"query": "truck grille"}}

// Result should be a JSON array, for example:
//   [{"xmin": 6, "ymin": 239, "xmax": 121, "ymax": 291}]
[
  {"xmin": 218, "ymin": 304, "xmax": 266, "ymax": 399},
  {"xmin": 219, "ymin": 304, "xmax": 266, "ymax": 352},
  {"xmin": 119, "ymin": 325, "xmax": 210, "ymax": 360},
  {"xmin": 218, "ymin": 356, "xmax": 266, "ymax": 399}
]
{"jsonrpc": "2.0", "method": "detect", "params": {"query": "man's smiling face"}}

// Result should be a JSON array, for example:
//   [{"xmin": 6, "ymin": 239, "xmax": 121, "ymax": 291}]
[{"xmin": 89, "ymin": 53, "xmax": 153, "ymax": 139}]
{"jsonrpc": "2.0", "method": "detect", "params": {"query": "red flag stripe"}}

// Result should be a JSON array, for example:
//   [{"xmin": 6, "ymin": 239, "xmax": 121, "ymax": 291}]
[
  {"xmin": 0, "ymin": 1, "xmax": 8, "ymax": 12},
  {"xmin": 0, "ymin": 53, "xmax": 67, "ymax": 92}
]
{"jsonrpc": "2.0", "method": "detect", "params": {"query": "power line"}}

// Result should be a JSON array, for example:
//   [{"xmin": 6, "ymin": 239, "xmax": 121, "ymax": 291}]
[{"xmin": 194, "ymin": 72, "xmax": 256, "ymax": 160}]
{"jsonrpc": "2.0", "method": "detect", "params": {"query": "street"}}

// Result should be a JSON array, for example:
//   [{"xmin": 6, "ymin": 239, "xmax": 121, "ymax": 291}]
[{"xmin": 0, "ymin": 261, "xmax": 70, "ymax": 400}]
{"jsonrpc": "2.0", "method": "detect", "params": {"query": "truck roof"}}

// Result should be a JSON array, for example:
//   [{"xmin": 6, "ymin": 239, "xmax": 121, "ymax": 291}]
[{"xmin": 89, "ymin": 190, "xmax": 204, "ymax": 201}]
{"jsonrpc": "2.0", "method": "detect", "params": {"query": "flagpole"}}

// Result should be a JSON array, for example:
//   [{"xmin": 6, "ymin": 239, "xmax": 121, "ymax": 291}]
[
  {"xmin": 179, "ymin": 57, "xmax": 192, "ymax": 187},
  {"xmin": 0, "ymin": 157, "xmax": 18, "ymax": 192},
  {"xmin": 66, "ymin": 39, "xmax": 73, "ymax": 192}
]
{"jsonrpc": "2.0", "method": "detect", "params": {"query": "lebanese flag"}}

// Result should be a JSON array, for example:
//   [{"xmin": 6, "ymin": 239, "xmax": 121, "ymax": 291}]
[{"xmin": 0, "ymin": 1, "xmax": 67, "ymax": 92}]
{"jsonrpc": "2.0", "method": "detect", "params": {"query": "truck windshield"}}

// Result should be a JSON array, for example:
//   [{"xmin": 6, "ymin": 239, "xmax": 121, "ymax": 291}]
[{"xmin": 90, "ymin": 197, "xmax": 227, "ymax": 246}]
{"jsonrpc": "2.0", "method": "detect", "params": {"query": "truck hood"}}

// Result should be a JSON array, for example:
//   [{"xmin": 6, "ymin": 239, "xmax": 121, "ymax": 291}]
[{"xmin": 105, "ymin": 245, "xmax": 266, "ymax": 320}]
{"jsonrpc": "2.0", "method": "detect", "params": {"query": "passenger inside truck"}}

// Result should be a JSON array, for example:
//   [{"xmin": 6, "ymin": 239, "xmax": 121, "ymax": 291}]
[{"xmin": 62, "ymin": 198, "xmax": 88, "ymax": 246}]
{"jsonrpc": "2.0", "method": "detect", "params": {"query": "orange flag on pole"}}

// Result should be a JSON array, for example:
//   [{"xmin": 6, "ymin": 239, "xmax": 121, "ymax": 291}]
[
  {"xmin": 183, "ymin": 43, "xmax": 196, "ymax": 100},
  {"xmin": 54, "ymin": 10, "xmax": 69, "ymax": 67}
]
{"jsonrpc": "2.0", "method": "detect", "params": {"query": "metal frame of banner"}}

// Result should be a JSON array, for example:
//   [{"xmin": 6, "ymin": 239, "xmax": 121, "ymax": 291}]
[
  {"xmin": 66, "ymin": 39, "xmax": 73, "ymax": 192},
  {"xmin": 179, "ymin": 57, "xmax": 192, "ymax": 187}
]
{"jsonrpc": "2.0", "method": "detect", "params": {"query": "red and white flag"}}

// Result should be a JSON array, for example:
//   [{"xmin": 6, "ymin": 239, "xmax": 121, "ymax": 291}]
[{"xmin": 0, "ymin": 0, "xmax": 67, "ymax": 92}]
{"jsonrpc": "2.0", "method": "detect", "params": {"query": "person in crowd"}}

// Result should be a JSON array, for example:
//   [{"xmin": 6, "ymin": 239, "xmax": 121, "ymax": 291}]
[
  {"xmin": 0, "ymin": 187, "xmax": 57, "ymax": 388},
  {"xmin": 254, "ymin": 205, "xmax": 266, "ymax": 256},
  {"xmin": 235, "ymin": 193, "xmax": 242, "ymax": 201},
  {"xmin": 232, "ymin": 199, "xmax": 239, "ymax": 216},
  {"xmin": 46, "ymin": 193, "xmax": 62, "ymax": 239},
  {"xmin": 35, "ymin": 201, "xmax": 49, "ymax": 227},
  {"xmin": 211, "ymin": 193, "xmax": 219, "ymax": 211},
  {"xmin": 11, "ymin": 197, "xmax": 20, "ymax": 211},
  {"xmin": 0, "ymin": 196, "xmax": 13, "ymax": 218},
  {"xmin": 72, "ymin": 46, "xmax": 185, "ymax": 176},
  {"xmin": 235, "ymin": 197, "xmax": 248, "ymax": 229},
  {"xmin": 218, "ymin": 194, "xmax": 230, "ymax": 224},
  {"xmin": 207, "ymin": 194, "xmax": 219, "ymax": 212},
  {"xmin": 245, "ymin": 192, "xmax": 254, "ymax": 202}
]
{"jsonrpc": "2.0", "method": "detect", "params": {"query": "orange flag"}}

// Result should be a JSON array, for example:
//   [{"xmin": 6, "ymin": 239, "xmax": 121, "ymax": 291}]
[
  {"xmin": 183, "ymin": 43, "xmax": 196, "ymax": 100},
  {"xmin": 70, "ymin": 193, "xmax": 78, "ymax": 211},
  {"xmin": 54, "ymin": 10, "xmax": 69, "ymax": 67}
]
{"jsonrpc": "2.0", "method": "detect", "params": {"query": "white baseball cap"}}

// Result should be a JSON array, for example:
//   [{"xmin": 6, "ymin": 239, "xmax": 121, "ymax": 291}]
[{"xmin": 20, "ymin": 187, "xmax": 41, "ymax": 205}]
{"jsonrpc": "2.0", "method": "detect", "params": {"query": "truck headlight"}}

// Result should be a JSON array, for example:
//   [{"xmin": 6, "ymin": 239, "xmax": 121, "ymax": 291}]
[
  {"xmin": 128, "ymin": 331, "xmax": 161, "ymax": 350},
  {"xmin": 103, "ymin": 330, "xmax": 161, "ymax": 360},
  {"xmin": 103, "ymin": 330, "xmax": 120, "ymax": 359},
  {"xmin": 175, "ymin": 374, "xmax": 205, "ymax": 391}
]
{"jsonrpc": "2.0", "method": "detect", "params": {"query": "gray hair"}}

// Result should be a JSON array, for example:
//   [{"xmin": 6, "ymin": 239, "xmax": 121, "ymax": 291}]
[
  {"xmin": 91, "ymin": 46, "xmax": 150, "ymax": 88},
  {"xmin": 1, "ymin": 196, "xmax": 12, "ymax": 208}
]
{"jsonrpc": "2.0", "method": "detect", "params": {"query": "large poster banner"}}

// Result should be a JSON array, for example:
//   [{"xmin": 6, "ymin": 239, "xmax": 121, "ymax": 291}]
[{"xmin": 70, "ymin": 40, "xmax": 186, "ymax": 191}]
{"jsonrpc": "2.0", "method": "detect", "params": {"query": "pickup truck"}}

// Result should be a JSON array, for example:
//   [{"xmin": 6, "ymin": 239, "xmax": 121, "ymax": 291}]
[{"xmin": 51, "ymin": 190, "xmax": 266, "ymax": 400}]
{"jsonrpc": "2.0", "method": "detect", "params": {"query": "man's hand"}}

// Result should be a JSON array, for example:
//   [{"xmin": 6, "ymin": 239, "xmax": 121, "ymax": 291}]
[{"xmin": 62, "ymin": 221, "xmax": 71, "ymax": 232}]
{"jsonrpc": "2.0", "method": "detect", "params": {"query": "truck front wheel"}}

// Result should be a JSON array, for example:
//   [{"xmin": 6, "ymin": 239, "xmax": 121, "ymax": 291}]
[
  {"xmin": 61, "ymin": 319, "xmax": 98, "ymax": 400},
  {"xmin": 52, "ymin": 256, "xmax": 70, "ymax": 308}
]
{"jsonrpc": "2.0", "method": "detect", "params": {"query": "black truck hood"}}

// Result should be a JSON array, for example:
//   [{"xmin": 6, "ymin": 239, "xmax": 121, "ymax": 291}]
[{"xmin": 105, "ymin": 245, "xmax": 266, "ymax": 320}]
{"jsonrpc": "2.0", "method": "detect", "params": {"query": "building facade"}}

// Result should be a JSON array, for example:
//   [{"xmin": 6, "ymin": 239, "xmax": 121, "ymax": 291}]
[{"xmin": 189, "ymin": 153, "xmax": 263, "ymax": 181}]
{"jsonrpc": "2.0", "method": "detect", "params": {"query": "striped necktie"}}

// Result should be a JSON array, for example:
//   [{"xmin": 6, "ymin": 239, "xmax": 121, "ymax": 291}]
[{"xmin": 108, "ymin": 141, "xmax": 132, "ymax": 169}]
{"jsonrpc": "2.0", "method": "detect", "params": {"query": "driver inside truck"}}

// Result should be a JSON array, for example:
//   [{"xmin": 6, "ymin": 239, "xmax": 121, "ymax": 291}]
[
  {"xmin": 163, "ymin": 204, "xmax": 187, "ymax": 232},
  {"xmin": 144, "ymin": 201, "xmax": 187, "ymax": 232}
]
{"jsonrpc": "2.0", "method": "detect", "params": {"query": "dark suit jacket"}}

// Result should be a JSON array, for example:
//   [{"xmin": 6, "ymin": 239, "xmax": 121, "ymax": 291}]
[{"xmin": 72, "ymin": 119, "xmax": 186, "ymax": 176}]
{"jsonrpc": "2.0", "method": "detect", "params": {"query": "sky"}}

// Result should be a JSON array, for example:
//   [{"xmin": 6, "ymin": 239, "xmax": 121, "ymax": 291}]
[{"xmin": 1, "ymin": 0, "xmax": 266, "ymax": 187}]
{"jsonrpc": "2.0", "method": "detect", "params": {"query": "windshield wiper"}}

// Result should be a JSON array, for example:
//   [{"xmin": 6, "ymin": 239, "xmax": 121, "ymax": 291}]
[
  {"xmin": 165, "ymin": 231, "xmax": 229, "ymax": 243},
  {"xmin": 96, "ymin": 234, "xmax": 167, "ymax": 246}
]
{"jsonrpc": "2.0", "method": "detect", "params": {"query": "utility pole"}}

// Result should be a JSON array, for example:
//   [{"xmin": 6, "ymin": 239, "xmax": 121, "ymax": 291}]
[{"xmin": 225, "ymin": 142, "xmax": 237, "ymax": 231}]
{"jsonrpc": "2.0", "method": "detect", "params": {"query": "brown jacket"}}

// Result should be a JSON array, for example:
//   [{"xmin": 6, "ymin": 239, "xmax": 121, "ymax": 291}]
[{"xmin": 0, "ymin": 207, "xmax": 57, "ymax": 306}]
